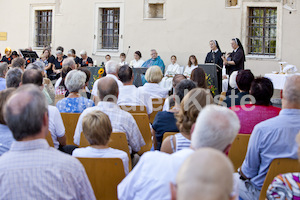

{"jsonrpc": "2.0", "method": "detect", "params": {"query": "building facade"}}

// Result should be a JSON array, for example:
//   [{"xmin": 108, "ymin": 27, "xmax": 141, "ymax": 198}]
[{"xmin": 0, "ymin": 0, "xmax": 299, "ymax": 76}]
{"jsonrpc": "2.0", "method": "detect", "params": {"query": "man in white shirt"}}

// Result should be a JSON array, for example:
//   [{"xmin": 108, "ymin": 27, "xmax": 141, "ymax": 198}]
[
  {"xmin": 117, "ymin": 65, "xmax": 153, "ymax": 115},
  {"xmin": 92, "ymin": 60, "xmax": 123, "ymax": 104},
  {"xmin": 22, "ymin": 69, "xmax": 67, "ymax": 149},
  {"xmin": 0, "ymin": 84, "xmax": 95, "ymax": 199},
  {"xmin": 117, "ymin": 105, "xmax": 240, "ymax": 200},
  {"xmin": 74, "ymin": 76, "xmax": 145, "ymax": 154}
]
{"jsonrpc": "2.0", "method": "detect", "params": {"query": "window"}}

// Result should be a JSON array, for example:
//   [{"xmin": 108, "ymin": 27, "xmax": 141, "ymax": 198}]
[
  {"xmin": 226, "ymin": 0, "xmax": 238, "ymax": 7},
  {"xmin": 35, "ymin": 10, "xmax": 52, "ymax": 47},
  {"xmin": 99, "ymin": 8, "xmax": 120, "ymax": 50},
  {"xmin": 248, "ymin": 7, "xmax": 277, "ymax": 56},
  {"xmin": 144, "ymin": 0, "xmax": 165, "ymax": 19}
]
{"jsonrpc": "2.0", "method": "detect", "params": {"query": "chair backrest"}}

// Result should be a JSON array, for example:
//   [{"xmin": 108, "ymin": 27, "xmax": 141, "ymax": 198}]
[
  {"xmin": 80, "ymin": 132, "xmax": 132, "ymax": 171},
  {"xmin": 218, "ymin": 91, "xmax": 227, "ymax": 106},
  {"xmin": 162, "ymin": 132, "xmax": 177, "ymax": 142},
  {"xmin": 149, "ymin": 98, "xmax": 165, "ymax": 124},
  {"xmin": 259, "ymin": 158, "xmax": 300, "ymax": 200},
  {"xmin": 61, "ymin": 113, "xmax": 81, "ymax": 146},
  {"xmin": 119, "ymin": 105, "xmax": 147, "ymax": 114},
  {"xmin": 46, "ymin": 131, "xmax": 54, "ymax": 147},
  {"xmin": 131, "ymin": 113, "xmax": 152, "ymax": 155},
  {"xmin": 77, "ymin": 157, "xmax": 125, "ymax": 200},
  {"xmin": 228, "ymin": 134, "xmax": 251, "ymax": 172}
]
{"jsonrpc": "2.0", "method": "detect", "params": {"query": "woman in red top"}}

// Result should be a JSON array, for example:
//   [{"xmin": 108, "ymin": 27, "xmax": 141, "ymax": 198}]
[{"xmin": 231, "ymin": 77, "xmax": 281, "ymax": 134}]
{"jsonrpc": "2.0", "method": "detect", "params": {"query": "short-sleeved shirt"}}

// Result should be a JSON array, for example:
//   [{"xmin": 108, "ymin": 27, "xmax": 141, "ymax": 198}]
[
  {"xmin": 231, "ymin": 105, "xmax": 281, "ymax": 134},
  {"xmin": 56, "ymin": 97, "xmax": 95, "ymax": 113},
  {"xmin": 74, "ymin": 56, "xmax": 80, "ymax": 65},
  {"xmin": 1, "ymin": 56, "xmax": 13, "ymax": 64},
  {"xmin": 72, "ymin": 147, "xmax": 129, "ymax": 175},
  {"xmin": 152, "ymin": 111, "xmax": 179, "ymax": 149},
  {"xmin": 80, "ymin": 57, "xmax": 93, "ymax": 67},
  {"xmin": 53, "ymin": 57, "xmax": 64, "ymax": 70},
  {"xmin": 46, "ymin": 55, "xmax": 56, "ymax": 76},
  {"xmin": 48, "ymin": 105, "xmax": 65, "ymax": 148},
  {"xmin": 241, "ymin": 109, "xmax": 300, "ymax": 189}
]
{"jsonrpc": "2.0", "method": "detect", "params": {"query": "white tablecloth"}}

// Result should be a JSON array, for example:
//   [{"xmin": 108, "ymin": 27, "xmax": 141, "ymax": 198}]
[{"xmin": 265, "ymin": 73, "xmax": 300, "ymax": 90}]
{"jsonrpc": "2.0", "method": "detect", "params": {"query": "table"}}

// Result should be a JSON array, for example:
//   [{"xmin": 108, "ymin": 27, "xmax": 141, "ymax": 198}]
[{"xmin": 264, "ymin": 73, "xmax": 300, "ymax": 90}]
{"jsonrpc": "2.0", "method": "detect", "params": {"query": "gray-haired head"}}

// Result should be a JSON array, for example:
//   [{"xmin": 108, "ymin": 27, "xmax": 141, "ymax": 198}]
[
  {"xmin": 97, "ymin": 77, "xmax": 119, "ymax": 102},
  {"xmin": 283, "ymin": 75, "xmax": 300, "ymax": 108},
  {"xmin": 65, "ymin": 70, "xmax": 86, "ymax": 93},
  {"xmin": 62, "ymin": 57, "xmax": 76, "ymax": 69},
  {"xmin": 4, "ymin": 84, "xmax": 48, "ymax": 141},
  {"xmin": 26, "ymin": 63, "xmax": 40, "ymax": 71},
  {"xmin": 0, "ymin": 62, "xmax": 8, "ymax": 77},
  {"xmin": 106, "ymin": 60, "xmax": 120, "ymax": 74},
  {"xmin": 191, "ymin": 105, "xmax": 240, "ymax": 152},
  {"xmin": 32, "ymin": 61, "xmax": 45, "ymax": 72},
  {"xmin": 6, "ymin": 68, "xmax": 23, "ymax": 88}
]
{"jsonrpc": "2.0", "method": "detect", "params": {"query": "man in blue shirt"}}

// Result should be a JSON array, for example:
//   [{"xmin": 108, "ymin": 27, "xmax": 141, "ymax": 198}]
[
  {"xmin": 237, "ymin": 75, "xmax": 300, "ymax": 200},
  {"xmin": 142, "ymin": 49, "xmax": 165, "ymax": 74},
  {"xmin": 0, "ymin": 62, "xmax": 8, "ymax": 91}
]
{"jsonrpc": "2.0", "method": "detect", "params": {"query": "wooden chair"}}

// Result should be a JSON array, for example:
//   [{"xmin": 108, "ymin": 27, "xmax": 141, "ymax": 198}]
[
  {"xmin": 218, "ymin": 91, "xmax": 227, "ymax": 106},
  {"xmin": 80, "ymin": 132, "xmax": 132, "ymax": 171},
  {"xmin": 119, "ymin": 105, "xmax": 147, "ymax": 114},
  {"xmin": 46, "ymin": 131, "xmax": 54, "ymax": 147},
  {"xmin": 77, "ymin": 157, "xmax": 125, "ymax": 200},
  {"xmin": 61, "ymin": 113, "xmax": 81, "ymax": 146},
  {"xmin": 228, "ymin": 134, "xmax": 251, "ymax": 172},
  {"xmin": 162, "ymin": 132, "xmax": 177, "ymax": 142},
  {"xmin": 259, "ymin": 158, "xmax": 300, "ymax": 200},
  {"xmin": 131, "ymin": 113, "xmax": 152, "ymax": 155},
  {"xmin": 149, "ymin": 98, "xmax": 165, "ymax": 124}
]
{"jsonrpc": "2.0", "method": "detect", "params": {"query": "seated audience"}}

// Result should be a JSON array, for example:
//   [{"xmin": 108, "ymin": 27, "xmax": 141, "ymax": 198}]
[
  {"xmin": 74, "ymin": 77, "xmax": 145, "ymax": 154},
  {"xmin": 56, "ymin": 46, "xmax": 67, "ymax": 58},
  {"xmin": 237, "ymin": 75, "xmax": 300, "ymax": 199},
  {"xmin": 162, "ymin": 74, "xmax": 186, "ymax": 111},
  {"xmin": 190, "ymin": 67, "xmax": 207, "ymax": 89},
  {"xmin": 266, "ymin": 131, "xmax": 300, "ymax": 199},
  {"xmin": 5, "ymin": 67, "xmax": 23, "ymax": 88},
  {"xmin": 67, "ymin": 49, "xmax": 80, "ymax": 68},
  {"xmin": 52, "ymin": 50, "xmax": 65, "ymax": 80},
  {"xmin": 79, "ymin": 50, "xmax": 93, "ymax": 67},
  {"xmin": 78, "ymin": 67, "xmax": 92, "ymax": 99},
  {"xmin": 55, "ymin": 65, "xmax": 72, "ymax": 95},
  {"xmin": 21, "ymin": 69, "xmax": 67, "ymax": 150},
  {"xmin": 231, "ymin": 77, "xmax": 281, "ymax": 134},
  {"xmin": 129, "ymin": 51, "xmax": 144, "ymax": 68},
  {"xmin": 56, "ymin": 70, "xmax": 94, "ymax": 113},
  {"xmin": 72, "ymin": 110, "xmax": 129, "ymax": 175},
  {"xmin": 55, "ymin": 58, "xmax": 76, "ymax": 89},
  {"xmin": 118, "ymin": 105, "xmax": 240, "ymax": 200},
  {"xmin": 172, "ymin": 148, "xmax": 235, "ymax": 200},
  {"xmin": 152, "ymin": 80, "xmax": 196, "ymax": 150},
  {"xmin": 43, "ymin": 48, "xmax": 55, "ymax": 78},
  {"xmin": 11, "ymin": 57, "xmax": 26, "ymax": 71},
  {"xmin": 92, "ymin": 60, "xmax": 123, "ymax": 103},
  {"xmin": 159, "ymin": 55, "xmax": 181, "ymax": 90},
  {"xmin": 138, "ymin": 65, "xmax": 169, "ymax": 99},
  {"xmin": 223, "ymin": 69, "xmax": 254, "ymax": 108},
  {"xmin": 0, "ymin": 63, "xmax": 8, "ymax": 91},
  {"xmin": 119, "ymin": 53, "xmax": 128, "ymax": 66},
  {"xmin": 117, "ymin": 65, "xmax": 153, "ymax": 115},
  {"xmin": 183, "ymin": 55, "xmax": 198, "ymax": 78},
  {"xmin": 0, "ymin": 84, "xmax": 95, "ymax": 199},
  {"xmin": 161, "ymin": 87, "xmax": 213, "ymax": 153},
  {"xmin": 142, "ymin": 49, "xmax": 165, "ymax": 73},
  {"xmin": 0, "ymin": 88, "xmax": 16, "ymax": 156}
]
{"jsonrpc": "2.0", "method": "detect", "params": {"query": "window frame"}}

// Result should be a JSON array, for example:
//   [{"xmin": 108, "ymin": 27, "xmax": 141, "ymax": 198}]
[
  {"xmin": 35, "ymin": 10, "xmax": 53, "ymax": 48},
  {"xmin": 93, "ymin": 2, "xmax": 124, "ymax": 56}
]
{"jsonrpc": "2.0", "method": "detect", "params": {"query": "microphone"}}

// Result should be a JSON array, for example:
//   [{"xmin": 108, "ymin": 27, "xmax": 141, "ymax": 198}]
[{"xmin": 126, "ymin": 46, "xmax": 130, "ymax": 63}]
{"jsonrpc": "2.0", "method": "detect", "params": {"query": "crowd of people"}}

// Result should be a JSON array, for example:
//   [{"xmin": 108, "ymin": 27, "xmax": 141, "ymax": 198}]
[{"xmin": 0, "ymin": 37, "xmax": 299, "ymax": 200}]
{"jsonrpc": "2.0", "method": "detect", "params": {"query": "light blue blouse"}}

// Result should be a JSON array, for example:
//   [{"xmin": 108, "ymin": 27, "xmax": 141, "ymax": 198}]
[{"xmin": 56, "ymin": 97, "xmax": 95, "ymax": 113}]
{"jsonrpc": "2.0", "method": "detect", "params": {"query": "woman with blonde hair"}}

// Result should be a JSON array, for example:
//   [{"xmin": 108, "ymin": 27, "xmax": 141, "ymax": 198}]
[
  {"xmin": 138, "ymin": 65, "xmax": 169, "ymax": 98},
  {"xmin": 160, "ymin": 88, "xmax": 213, "ymax": 153}
]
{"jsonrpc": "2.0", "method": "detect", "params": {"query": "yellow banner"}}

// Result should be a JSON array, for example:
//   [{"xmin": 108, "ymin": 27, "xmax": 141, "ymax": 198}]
[{"xmin": 0, "ymin": 32, "xmax": 7, "ymax": 41}]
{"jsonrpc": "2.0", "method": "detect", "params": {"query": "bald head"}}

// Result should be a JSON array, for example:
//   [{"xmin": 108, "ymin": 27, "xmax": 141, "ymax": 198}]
[
  {"xmin": 97, "ymin": 77, "xmax": 119, "ymax": 102},
  {"xmin": 175, "ymin": 148, "xmax": 234, "ymax": 200},
  {"xmin": 282, "ymin": 75, "xmax": 300, "ymax": 109},
  {"xmin": 4, "ymin": 84, "xmax": 48, "ymax": 141},
  {"xmin": 22, "ymin": 69, "xmax": 43, "ymax": 86}
]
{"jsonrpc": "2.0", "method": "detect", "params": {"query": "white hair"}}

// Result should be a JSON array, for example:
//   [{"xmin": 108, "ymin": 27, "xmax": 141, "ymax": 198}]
[
  {"xmin": 229, "ymin": 71, "xmax": 238, "ymax": 89},
  {"xmin": 191, "ymin": 105, "xmax": 240, "ymax": 151},
  {"xmin": 105, "ymin": 60, "xmax": 120, "ymax": 74},
  {"xmin": 62, "ymin": 57, "xmax": 75, "ymax": 68},
  {"xmin": 65, "ymin": 70, "xmax": 86, "ymax": 93},
  {"xmin": 0, "ymin": 62, "xmax": 8, "ymax": 77},
  {"xmin": 80, "ymin": 50, "xmax": 87, "ymax": 55},
  {"xmin": 283, "ymin": 75, "xmax": 300, "ymax": 105},
  {"xmin": 30, "ymin": 61, "xmax": 45, "ymax": 72}
]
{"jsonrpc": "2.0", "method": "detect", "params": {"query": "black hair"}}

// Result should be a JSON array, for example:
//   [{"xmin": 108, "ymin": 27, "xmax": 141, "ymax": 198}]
[
  {"xmin": 120, "ymin": 53, "xmax": 126, "ymax": 57},
  {"xmin": 250, "ymin": 77, "xmax": 274, "ymax": 106},
  {"xmin": 56, "ymin": 46, "xmax": 64, "ymax": 52},
  {"xmin": 236, "ymin": 69, "xmax": 254, "ymax": 92},
  {"xmin": 175, "ymin": 79, "xmax": 197, "ymax": 103},
  {"xmin": 70, "ymin": 49, "xmax": 76, "ymax": 55},
  {"xmin": 118, "ymin": 65, "xmax": 132, "ymax": 83},
  {"xmin": 135, "ymin": 51, "xmax": 142, "ymax": 58}
]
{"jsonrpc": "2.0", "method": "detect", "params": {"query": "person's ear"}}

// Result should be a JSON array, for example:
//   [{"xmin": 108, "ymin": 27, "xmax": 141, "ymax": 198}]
[{"xmin": 170, "ymin": 182, "xmax": 177, "ymax": 200}]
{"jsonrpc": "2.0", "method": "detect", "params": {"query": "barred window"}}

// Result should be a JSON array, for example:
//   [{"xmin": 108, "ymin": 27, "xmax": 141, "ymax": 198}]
[
  {"xmin": 100, "ymin": 8, "xmax": 120, "ymax": 50},
  {"xmin": 35, "ymin": 10, "xmax": 52, "ymax": 47},
  {"xmin": 248, "ymin": 7, "xmax": 277, "ymax": 56}
]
